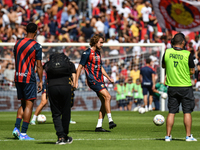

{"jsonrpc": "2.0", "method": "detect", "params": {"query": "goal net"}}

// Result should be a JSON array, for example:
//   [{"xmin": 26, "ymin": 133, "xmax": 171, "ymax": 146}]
[{"xmin": 0, "ymin": 43, "xmax": 165, "ymax": 111}]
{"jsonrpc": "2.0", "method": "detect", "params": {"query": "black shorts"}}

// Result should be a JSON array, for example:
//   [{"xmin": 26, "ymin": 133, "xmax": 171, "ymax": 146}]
[
  {"xmin": 168, "ymin": 86, "xmax": 195, "ymax": 114},
  {"xmin": 142, "ymin": 85, "xmax": 153, "ymax": 95},
  {"xmin": 118, "ymin": 99, "xmax": 127, "ymax": 107},
  {"xmin": 126, "ymin": 96, "xmax": 133, "ymax": 103}
]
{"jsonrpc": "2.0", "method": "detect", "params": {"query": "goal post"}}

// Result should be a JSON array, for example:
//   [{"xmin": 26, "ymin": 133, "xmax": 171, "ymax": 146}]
[{"xmin": 0, "ymin": 42, "xmax": 166, "ymax": 111}]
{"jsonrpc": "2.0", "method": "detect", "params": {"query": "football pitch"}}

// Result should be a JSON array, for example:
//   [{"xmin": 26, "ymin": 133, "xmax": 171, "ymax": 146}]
[{"xmin": 0, "ymin": 111, "xmax": 200, "ymax": 150}]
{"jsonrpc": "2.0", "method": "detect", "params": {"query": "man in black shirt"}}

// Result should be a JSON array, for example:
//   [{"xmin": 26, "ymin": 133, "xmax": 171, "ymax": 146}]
[{"xmin": 45, "ymin": 53, "xmax": 76, "ymax": 145}]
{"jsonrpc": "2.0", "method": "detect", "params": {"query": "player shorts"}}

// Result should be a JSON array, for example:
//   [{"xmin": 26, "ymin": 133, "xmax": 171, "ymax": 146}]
[
  {"xmin": 142, "ymin": 85, "xmax": 153, "ymax": 95},
  {"xmin": 118, "ymin": 99, "xmax": 127, "ymax": 107},
  {"xmin": 88, "ymin": 82, "xmax": 107, "ymax": 93},
  {"xmin": 15, "ymin": 82, "xmax": 37, "ymax": 101},
  {"xmin": 168, "ymin": 86, "xmax": 195, "ymax": 114},
  {"xmin": 126, "ymin": 96, "xmax": 133, "ymax": 103},
  {"xmin": 42, "ymin": 83, "xmax": 47, "ymax": 94}
]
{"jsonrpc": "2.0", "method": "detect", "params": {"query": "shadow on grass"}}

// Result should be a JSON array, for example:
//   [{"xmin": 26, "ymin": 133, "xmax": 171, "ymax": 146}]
[
  {"xmin": 36, "ymin": 142, "xmax": 56, "ymax": 144},
  {"xmin": 38, "ymin": 122, "xmax": 53, "ymax": 125},
  {"xmin": 155, "ymin": 138, "xmax": 185, "ymax": 141},
  {"xmin": 5, "ymin": 137, "xmax": 18, "ymax": 140},
  {"xmin": 71, "ymin": 130, "xmax": 95, "ymax": 133}
]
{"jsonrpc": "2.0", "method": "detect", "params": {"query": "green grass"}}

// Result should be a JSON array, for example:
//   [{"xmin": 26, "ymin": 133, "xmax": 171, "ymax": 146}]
[{"xmin": 0, "ymin": 111, "xmax": 200, "ymax": 150}]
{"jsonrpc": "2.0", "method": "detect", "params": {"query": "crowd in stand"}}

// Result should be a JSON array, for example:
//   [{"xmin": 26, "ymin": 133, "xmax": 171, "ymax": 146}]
[{"xmin": 1, "ymin": 0, "xmax": 200, "ymax": 92}]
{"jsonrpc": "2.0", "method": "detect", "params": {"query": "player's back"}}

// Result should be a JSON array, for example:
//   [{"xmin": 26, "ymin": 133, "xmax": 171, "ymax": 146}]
[
  {"xmin": 14, "ymin": 38, "xmax": 42, "ymax": 83},
  {"xmin": 140, "ymin": 66, "xmax": 155, "ymax": 85}
]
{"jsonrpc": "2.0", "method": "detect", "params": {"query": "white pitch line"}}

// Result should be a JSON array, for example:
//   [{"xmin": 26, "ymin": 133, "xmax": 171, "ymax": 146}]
[{"xmin": 0, "ymin": 137, "xmax": 199, "ymax": 142}]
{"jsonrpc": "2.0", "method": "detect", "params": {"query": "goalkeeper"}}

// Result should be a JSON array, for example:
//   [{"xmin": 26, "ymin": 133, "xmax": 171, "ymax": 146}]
[{"xmin": 153, "ymin": 82, "xmax": 167, "ymax": 110}]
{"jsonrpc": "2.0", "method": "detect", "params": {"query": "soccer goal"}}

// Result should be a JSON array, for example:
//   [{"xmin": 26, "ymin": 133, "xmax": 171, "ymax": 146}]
[{"xmin": 0, "ymin": 42, "xmax": 166, "ymax": 111}]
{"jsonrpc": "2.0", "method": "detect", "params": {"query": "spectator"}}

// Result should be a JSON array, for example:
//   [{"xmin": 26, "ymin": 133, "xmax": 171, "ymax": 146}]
[
  {"xmin": 116, "ymin": 79, "xmax": 127, "ymax": 111},
  {"xmin": 94, "ymin": 16, "xmax": 105, "ymax": 35},
  {"xmin": 68, "ymin": 15, "xmax": 78, "ymax": 41},
  {"xmin": 3, "ymin": 62, "xmax": 15, "ymax": 88},
  {"xmin": 81, "ymin": 20, "xmax": 94, "ymax": 42},
  {"xmin": 120, "ymin": 64, "xmax": 128, "ymax": 80},
  {"xmin": 141, "ymin": 1, "xmax": 152, "ymax": 26},
  {"xmin": 33, "ymin": 0, "xmax": 43, "ymax": 17},
  {"xmin": 103, "ymin": 59, "xmax": 112, "ymax": 76},
  {"xmin": 67, "ymin": 1, "xmax": 78, "ymax": 22},
  {"xmin": 109, "ymin": 6, "xmax": 118, "ymax": 38},
  {"xmin": 0, "ymin": 9, "xmax": 10, "ymax": 27},
  {"xmin": 191, "ymin": 35, "xmax": 200, "ymax": 51},
  {"xmin": 92, "ymin": 4, "xmax": 100, "ymax": 16},
  {"xmin": 61, "ymin": 7, "xmax": 68, "ymax": 26},
  {"xmin": 48, "ymin": 16, "xmax": 57, "ymax": 41},
  {"xmin": 130, "ymin": 64, "xmax": 140, "ymax": 84},
  {"xmin": 108, "ymin": 33, "xmax": 119, "ymax": 55},
  {"xmin": 133, "ymin": 78, "xmax": 144, "ymax": 109},
  {"xmin": 111, "ymin": 61, "xmax": 118, "ymax": 83},
  {"xmin": 125, "ymin": 77, "xmax": 135, "ymax": 111},
  {"xmin": 42, "ymin": 0, "xmax": 53, "ymax": 12},
  {"xmin": 110, "ymin": 0, "xmax": 123, "ymax": 11}
]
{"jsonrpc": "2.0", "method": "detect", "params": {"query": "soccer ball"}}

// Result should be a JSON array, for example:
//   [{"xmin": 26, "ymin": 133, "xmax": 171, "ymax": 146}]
[
  {"xmin": 138, "ymin": 107, "xmax": 145, "ymax": 114},
  {"xmin": 161, "ymin": 93, "xmax": 168, "ymax": 99},
  {"xmin": 153, "ymin": 114, "xmax": 165, "ymax": 126},
  {"xmin": 37, "ymin": 114, "xmax": 46, "ymax": 123}
]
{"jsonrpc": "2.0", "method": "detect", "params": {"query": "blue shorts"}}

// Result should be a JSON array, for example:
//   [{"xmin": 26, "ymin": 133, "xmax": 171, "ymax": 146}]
[
  {"xmin": 88, "ymin": 82, "xmax": 107, "ymax": 93},
  {"xmin": 142, "ymin": 85, "xmax": 153, "ymax": 95},
  {"xmin": 15, "ymin": 82, "xmax": 37, "ymax": 100},
  {"xmin": 42, "ymin": 83, "xmax": 47, "ymax": 94}
]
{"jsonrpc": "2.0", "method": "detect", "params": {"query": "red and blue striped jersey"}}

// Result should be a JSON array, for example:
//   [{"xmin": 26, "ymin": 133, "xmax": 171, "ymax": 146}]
[
  {"xmin": 80, "ymin": 48, "xmax": 104, "ymax": 84},
  {"xmin": 14, "ymin": 38, "xmax": 42, "ymax": 83}
]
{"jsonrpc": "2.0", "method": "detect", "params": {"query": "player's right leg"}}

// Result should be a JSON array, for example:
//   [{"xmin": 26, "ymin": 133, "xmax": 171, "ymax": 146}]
[
  {"xmin": 18, "ymin": 83, "xmax": 36, "ymax": 140},
  {"xmin": 13, "ymin": 82, "xmax": 24, "ymax": 139},
  {"xmin": 95, "ymin": 94, "xmax": 110, "ymax": 132},
  {"xmin": 142, "ymin": 86, "xmax": 148, "ymax": 112},
  {"xmin": 98, "ymin": 89, "xmax": 117, "ymax": 129},
  {"xmin": 165, "ymin": 113, "xmax": 175, "ymax": 141},
  {"xmin": 182, "ymin": 87, "xmax": 197, "ymax": 141},
  {"xmin": 30, "ymin": 92, "xmax": 47, "ymax": 125},
  {"xmin": 13, "ymin": 100, "xmax": 25, "ymax": 139}
]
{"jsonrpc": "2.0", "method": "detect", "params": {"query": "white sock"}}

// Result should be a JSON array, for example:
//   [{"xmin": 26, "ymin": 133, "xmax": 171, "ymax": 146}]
[
  {"xmin": 149, "ymin": 105, "xmax": 152, "ymax": 109},
  {"xmin": 145, "ymin": 105, "xmax": 148, "ymax": 109},
  {"xmin": 32, "ymin": 115, "xmax": 37, "ymax": 121},
  {"xmin": 107, "ymin": 113, "xmax": 113, "ymax": 122},
  {"xmin": 96, "ymin": 119, "xmax": 103, "ymax": 128},
  {"xmin": 21, "ymin": 133, "xmax": 26, "ymax": 136}
]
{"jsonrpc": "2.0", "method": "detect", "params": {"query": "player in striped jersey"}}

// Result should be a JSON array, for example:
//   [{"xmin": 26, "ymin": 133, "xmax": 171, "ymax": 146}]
[
  {"xmin": 12, "ymin": 23, "xmax": 43, "ymax": 140},
  {"xmin": 75, "ymin": 34, "xmax": 117, "ymax": 132}
]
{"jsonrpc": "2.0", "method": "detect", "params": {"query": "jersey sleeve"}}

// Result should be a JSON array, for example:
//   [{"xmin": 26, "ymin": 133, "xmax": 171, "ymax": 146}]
[
  {"xmin": 79, "ymin": 50, "xmax": 90, "ymax": 66},
  {"xmin": 35, "ymin": 43, "xmax": 42, "ymax": 60}
]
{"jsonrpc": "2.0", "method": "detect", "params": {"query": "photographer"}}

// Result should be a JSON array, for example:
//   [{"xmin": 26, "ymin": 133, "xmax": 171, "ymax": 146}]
[
  {"xmin": 162, "ymin": 33, "xmax": 197, "ymax": 142},
  {"xmin": 44, "ymin": 52, "xmax": 76, "ymax": 145}
]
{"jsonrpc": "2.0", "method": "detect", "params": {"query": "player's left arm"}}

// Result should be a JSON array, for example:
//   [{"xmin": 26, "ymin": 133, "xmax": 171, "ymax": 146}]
[
  {"xmin": 152, "ymin": 71, "xmax": 156, "ymax": 90},
  {"xmin": 162, "ymin": 52, "xmax": 166, "ymax": 68},
  {"xmin": 101, "ymin": 66, "xmax": 114, "ymax": 84},
  {"xmin": 189, "ymin": 53, "xmax": 195, "ymax": 75},
  {"xmin": 36, "ymin": 43, "xmax": 43, "ymax": 93}
]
